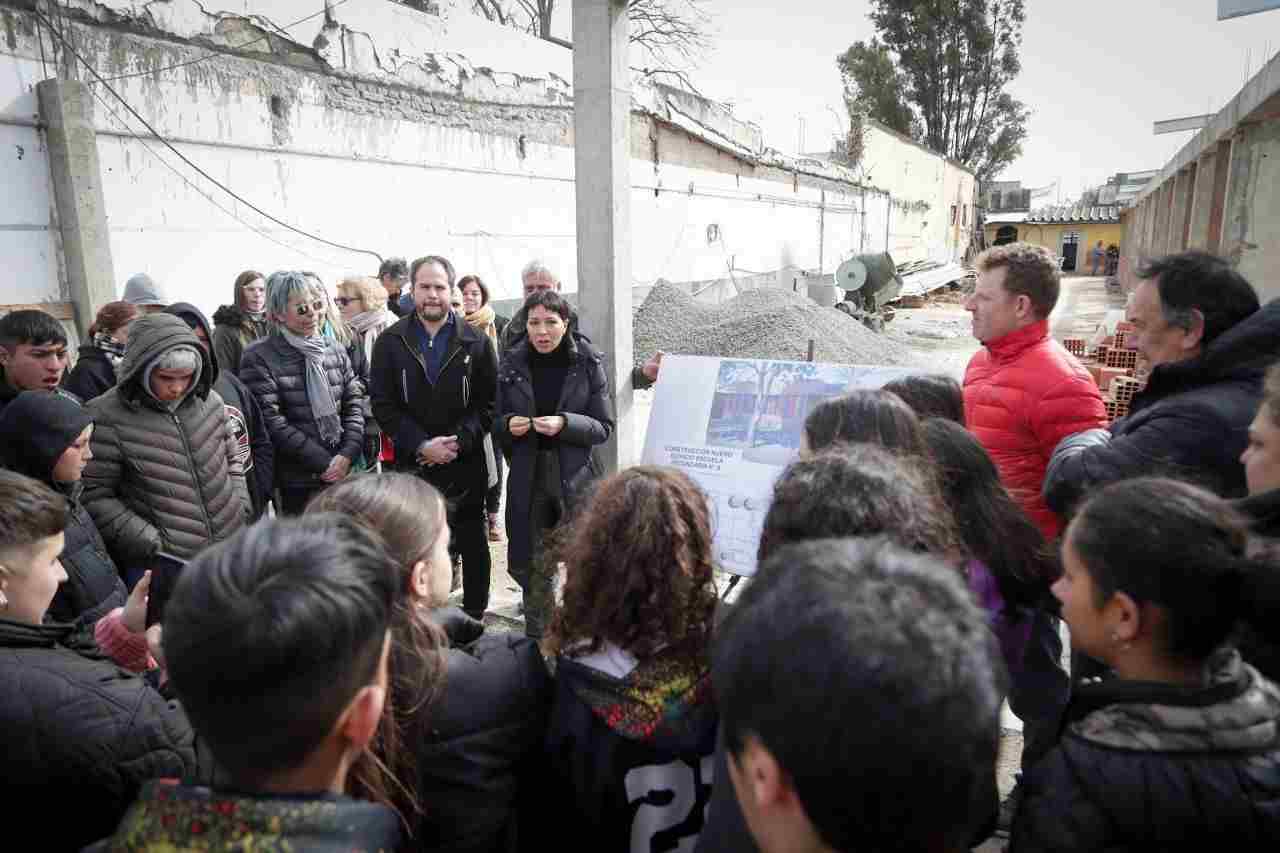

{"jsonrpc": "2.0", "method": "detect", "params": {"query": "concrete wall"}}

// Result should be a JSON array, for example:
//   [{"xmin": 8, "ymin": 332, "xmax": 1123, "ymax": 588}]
[
  {"xmin": 1123, "ymin": 48, "xmax": 1280, "ymax": 301},
  {"xmin": 0, "ymin": 0, "xmax": 973, "ymax": 323}
]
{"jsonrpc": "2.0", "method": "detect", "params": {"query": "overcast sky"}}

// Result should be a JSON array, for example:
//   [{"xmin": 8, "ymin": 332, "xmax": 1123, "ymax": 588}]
[{"xmin": 559, "ymin": 1, "xmax": 1280, "ymax": 197}]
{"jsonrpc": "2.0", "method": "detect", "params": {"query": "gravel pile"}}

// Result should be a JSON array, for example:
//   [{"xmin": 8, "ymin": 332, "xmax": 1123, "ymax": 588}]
[{"xmin": 634, "ymin": 282, "xmax": 923, "ymax": 367}]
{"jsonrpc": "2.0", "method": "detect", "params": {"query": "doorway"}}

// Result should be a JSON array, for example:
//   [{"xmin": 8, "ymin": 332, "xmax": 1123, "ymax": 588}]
[
  {"xmin": 1061, "ymin": 230, "xmax": 1081, "ymax": 272},
  {"xmin": 994, "ymin": 225, "xmax": 1018, "ymax": 246}
]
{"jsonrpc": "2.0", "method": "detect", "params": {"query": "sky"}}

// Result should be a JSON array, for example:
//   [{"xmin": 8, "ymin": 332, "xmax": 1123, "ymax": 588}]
[{"xmin": 554, "ymin": 0, "xmax": 1280, "ymax": 199}]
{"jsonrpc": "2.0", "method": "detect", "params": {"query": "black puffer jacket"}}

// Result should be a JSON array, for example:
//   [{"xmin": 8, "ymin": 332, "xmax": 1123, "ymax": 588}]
[
  {"xmin": 1010, "ymin": 650, "xmax": 1280, "ymax": 852},
  {"xmin": 63, "ymin": 344, "xmax": 118, "ymax": 402},
  {"xmin": 0, "ymin": 390, "xmax": 127, "ymax": 627},
  {"xmin": 83, "ymin": 315, "xmax": 250, "ymax": 565},
  {"xmin": 240, "ymin": 332, "xmax": 365, "ymax": 490},
  {"xmin": 416, "ymin": 621, "xmax": 553, "ymax": 853},
  {"xmin": 495, "ymin": 332, "xmax": 614, "ymax": 568},
  {"xmin": 1044, "ymin": 299, "xmax": 1280, "ymax": 514},
  {"xmin": 370, "ymin": 313, "xmax": 497, "ymax": 507},
  {"xmin": 1233, "ymin": 488, "xmax": 1280, "ymax": 682},
  {"xmin": 0, "ymin": 618, "xmax": 199, "ymax": 852}
]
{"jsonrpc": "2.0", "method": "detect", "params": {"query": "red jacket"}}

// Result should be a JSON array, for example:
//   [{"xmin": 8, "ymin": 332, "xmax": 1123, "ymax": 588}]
[{"xmin": 963, "ymin": 320, "xmax": 1107, "ymax": 542}]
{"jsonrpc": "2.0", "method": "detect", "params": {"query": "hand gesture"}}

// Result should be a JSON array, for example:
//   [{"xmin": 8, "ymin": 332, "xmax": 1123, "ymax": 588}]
[
  {"xmin": 508, "ymin": 416, "xmax": 532, "ymax": 438},
  {"xmin": 123, "ymin": 570, "xmax": 151, "ymax": 634},
  {"xmin": 533, "ymin": 415, "xmax": 566, "ymax": 437},
  {"xmin": 321, "ymin": 454, "xmax": 352, "ymax": 483},
  {"xmin": 146, "ymin": 624, "xmax": 166, "ymax": 672},
  {"xmin": 642, "ymin": 351, "xmax": 664, "ymax": 382},
  {"xmin": 418, "ymin": 436, "xmax": 460, "ymax": 467}
]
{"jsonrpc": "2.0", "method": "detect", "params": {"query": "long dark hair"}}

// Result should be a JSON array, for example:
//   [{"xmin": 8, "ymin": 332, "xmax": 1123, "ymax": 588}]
[
  {"xmin": 922, "ymin": 418, "xmax": 1055, "ymax": 606},
  {"xmin": 547, "ymin": 466, "xmax": 719, "ymax": 661},
  {"xmin": 306, "ymin": 474, "xmax": 449, "ymax": 838},
  {"xmin": 802, "ymin": 389, "xmax": 925, "ymax": 456},
  {"xmin": 1071, "ymin": 477, "xmax": 1280, "ymax": 661}
]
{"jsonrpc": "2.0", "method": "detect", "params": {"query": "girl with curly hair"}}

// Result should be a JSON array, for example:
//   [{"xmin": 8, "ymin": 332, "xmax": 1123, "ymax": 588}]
[{"xmin": 544, "ymin": 465, "xmax": 720, "ymax": 852}]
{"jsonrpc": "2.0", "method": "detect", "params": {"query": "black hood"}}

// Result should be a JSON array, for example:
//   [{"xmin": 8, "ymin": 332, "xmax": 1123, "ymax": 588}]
[
  {"xmin": 212, "ymin": 303, "xmax": 245, "ymax": 327},
  {"xmin": 164, "ymin": 302, "xmax": 219, "ymax": 372},
  {"xmin": 0, "ymin": 390, "xmax": 92, "ymax": 485}
]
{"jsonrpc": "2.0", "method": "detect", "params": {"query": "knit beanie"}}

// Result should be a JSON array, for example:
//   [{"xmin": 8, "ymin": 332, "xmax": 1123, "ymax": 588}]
[
  {"xmin": 0, "ymin": 390, "xmax": 92, "ymax": 485},
  {"xmin": 122, "ymin": 273, "xmax": 168, "ymax": 308}
]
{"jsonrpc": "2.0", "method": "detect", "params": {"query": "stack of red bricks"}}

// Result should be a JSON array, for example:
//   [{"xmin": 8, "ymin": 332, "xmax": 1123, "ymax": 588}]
[{"xmin": 1065, "ymin": 321, "xmax": 1145, "ymax": 424}]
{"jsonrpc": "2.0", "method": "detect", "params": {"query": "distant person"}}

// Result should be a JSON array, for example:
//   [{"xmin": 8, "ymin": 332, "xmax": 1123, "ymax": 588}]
[
  {"xmin": 64, "ymin": 301, "xmax": 139, "ymax": 402},
  {"xmin": 309, "ymin": 474, "xmax": 553, "ymax": 850},
  {"xmin": 1010, "ymin": 478, "xmax": 1280, "ymax": 851},
  {"xmin": 211, "ymin": 270, "xmax": 269, "ymax": 377},
  {"xmin": 120, "ymin": 272, "xmax": 168, "ymax": 313},
  {"xmin": 0, "ymin": 308, "xmax": 71, "ymax": 415},
  {"xmin": 380, "ymin": 257, "xmax": 411, "ymax": 318},
  {"xmin": 716, "ymin": 538, "xmax": 1003, "ymax": 853},
  {"xmin": 495, "ymin": 289, "xmax": 613, "ymax": 637},
  {"xmin": 499, "ymin": 259, "xmax": 663, "ymax": 388},
  {"xmin": 0, "ymin": 470, "xmax": 198, "ymax": 852},
  {"xmin": 0, "ymin": 390, "xmax": 127, "ymax": 627},
  {"xmin": 336, "ymin": 274, "xmax": 397, "ymax": 467},
  {"xmin": 165, "ymin": 302, "xmax": 276, "ymax": 519},
  {"xmin": 240, "ymin": 271, "xmax": 365, "ymax": 514},
  {"xmin": 459, "ymin": 274, "xmax": 508, "ymax": 540},
  {"xmin": 1089, "ymin": 239, "xmax": 1105, "ymax": 276},
  {"xmin": 1045, "ymin": 251, "xmax": 1280, "ymax": 513},
  {"xmin": 371, "ymin": 255, "xmax": 498, "ymax": 620},
  {"xmin": 83, "ymin": 314, "xmax": 250, "ymax": 581},
  {"xmin": 882, "ymin": 373, "xmax": 965, "ymax": 424},
  {"xmin": 99, "ymin": 515, "xmax": 403, "ymax": 849},
  {"xmin": 544, "ymin": 467, "xmax": 719, "ymax": 852},
  {"xmin": 962, "ymin": 243, "xmax": 1107, "ymax": 541}
]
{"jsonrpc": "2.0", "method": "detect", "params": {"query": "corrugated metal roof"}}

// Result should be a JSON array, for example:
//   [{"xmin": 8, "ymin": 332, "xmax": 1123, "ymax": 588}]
[
  {"xmin": 984, "ymin": 211, "xmax": 1030, "ymax": 224},
  {"xmin": 1026, "ymin": 204, "xmax": 1121, "ymax": 224}
]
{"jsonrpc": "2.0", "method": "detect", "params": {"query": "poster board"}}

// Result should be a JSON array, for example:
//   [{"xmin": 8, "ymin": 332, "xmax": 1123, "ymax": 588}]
[{"xmin": 641, "ymin": 355, "xmax": 916, "ymax": 576}]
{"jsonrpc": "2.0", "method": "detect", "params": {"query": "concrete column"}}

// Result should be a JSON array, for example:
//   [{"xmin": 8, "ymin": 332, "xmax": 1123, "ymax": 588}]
[
  {"xmin": 1207, "ymin": 141, "xmax": 1233, "ymax": 254},
  {"xmin": 1151, "ymin": 183, "xmax": 1170, "ymax": 256},
  {"xmin": 37, "ymin": 79, "xmax": 115, "ymax": 337},
  {"xmin": 573, "ymin": 0, "xmax": 634, "ymax": 473},
  {"xmin": 1186, "ymin": 150, "xmax": 1218, "ymax": 249},
  {"xmin": 1175, "ymin": 163, "xmax": 1196, "ymax": 250},
  {"xmin": 1222, "ymin": 117, "xmax": 1280, "ymax": 301}
]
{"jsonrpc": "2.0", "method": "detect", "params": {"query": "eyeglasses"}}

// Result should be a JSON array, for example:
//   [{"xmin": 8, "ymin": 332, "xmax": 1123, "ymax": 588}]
[
  {"xmin": 294, "ymin": 299, "xmax": 326, "ymax": 316},
  {"xmin": 334, "ymin": 296, "xmax": 362, "ymax": 307}
]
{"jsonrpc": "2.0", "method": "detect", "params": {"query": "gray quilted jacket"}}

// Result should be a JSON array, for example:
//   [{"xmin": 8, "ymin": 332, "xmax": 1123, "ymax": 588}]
[{"xmin": 83, "ymin": 314, "xmax": 250, "ymax": 565}]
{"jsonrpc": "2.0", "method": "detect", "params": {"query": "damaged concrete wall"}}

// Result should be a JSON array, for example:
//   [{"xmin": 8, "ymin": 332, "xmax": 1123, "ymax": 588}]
[{"xmin": 0, "ymin": 0, "xmax": 959, "ymax": 319}]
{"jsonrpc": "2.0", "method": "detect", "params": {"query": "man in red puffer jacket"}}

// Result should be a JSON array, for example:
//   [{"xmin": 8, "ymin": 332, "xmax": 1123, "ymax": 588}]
[{"xmin": 963, "ymin": 243, "xmax": 1107, "ymax": 543}]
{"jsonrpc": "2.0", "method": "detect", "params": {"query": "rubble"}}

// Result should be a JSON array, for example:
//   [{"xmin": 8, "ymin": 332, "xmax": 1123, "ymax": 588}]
[{"xmin": 633, "ymin": 282, "xmax": 924, "ymax": 367}]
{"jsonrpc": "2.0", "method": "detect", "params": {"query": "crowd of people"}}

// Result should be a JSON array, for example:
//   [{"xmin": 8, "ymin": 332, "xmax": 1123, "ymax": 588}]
[{"xmin": 0, "ymin": 242, "xmax": 1278, "ymax": 851}]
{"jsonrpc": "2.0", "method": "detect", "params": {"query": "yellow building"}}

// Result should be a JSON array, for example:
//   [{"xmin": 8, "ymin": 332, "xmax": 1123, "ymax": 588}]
[{"xmin": 983, "ymin": 205, "xmax": 1123, "ymax": 273}]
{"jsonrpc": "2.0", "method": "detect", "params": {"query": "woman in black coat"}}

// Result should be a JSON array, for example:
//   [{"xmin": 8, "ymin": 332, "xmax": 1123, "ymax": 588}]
[
  {"xmin": 63, "ymin": 300, "xmax": 139, "ymax": 402},
  {"xmin": 494, "ymin": 290, "xmax": 614, "ymax": 639},
  {"xmin": 0, "ymin": 469, "xmax": 199, "ymax": 852},
  {"xmin": 0, "ymin": 390, "xmax": 126, "ymax": 626},
  {"xmin": 1010, "ymin": 477, "xmax": 1280, "ymax": 852}
]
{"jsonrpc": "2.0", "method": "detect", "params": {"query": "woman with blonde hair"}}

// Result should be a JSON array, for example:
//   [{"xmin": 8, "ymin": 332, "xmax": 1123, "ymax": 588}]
[{"xmin": 337, "ymin": 275, "xmax": 397, "ymax": 466}]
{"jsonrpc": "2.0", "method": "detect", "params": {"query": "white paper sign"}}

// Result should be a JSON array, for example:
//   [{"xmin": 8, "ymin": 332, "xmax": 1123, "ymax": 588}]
[{"xmin": 641, "ymin": 355, "xmax": 916, "ymax": 576}]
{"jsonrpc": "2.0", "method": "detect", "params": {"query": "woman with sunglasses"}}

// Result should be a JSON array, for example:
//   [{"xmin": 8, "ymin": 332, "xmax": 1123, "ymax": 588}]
[
  {"xmin": 240, "ymin": 271, "xmax": 367, "ymax": 514},
  {"xmin": 336, "ymin": 276, "xmax": 397, "ymax": 468}
]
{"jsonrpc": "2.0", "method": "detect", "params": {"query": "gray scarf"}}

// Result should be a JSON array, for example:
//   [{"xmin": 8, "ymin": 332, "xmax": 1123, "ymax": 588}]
[{"xmin": 280, "ymin": 329, "xmax": 341, "ymax": 446}]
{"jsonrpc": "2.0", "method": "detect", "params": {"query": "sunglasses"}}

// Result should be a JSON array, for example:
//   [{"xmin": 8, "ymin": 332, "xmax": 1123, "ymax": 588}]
[
  {"xmin": 334, "ymin": 296, "xmax": 362, "ymax": 307},
  {"xmin": 294, "ymin": 299, "xmax": 326, "ymax": 316}
]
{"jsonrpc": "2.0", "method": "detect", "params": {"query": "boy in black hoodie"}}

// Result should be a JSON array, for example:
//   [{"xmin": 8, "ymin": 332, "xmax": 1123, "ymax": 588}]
[{"xmin": 165, "ymin": 303, "xmax": 275, "ymax": 518}]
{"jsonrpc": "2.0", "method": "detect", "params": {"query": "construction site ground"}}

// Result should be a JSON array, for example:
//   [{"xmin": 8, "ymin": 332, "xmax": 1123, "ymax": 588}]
[{"xmin": 455, "ymin": 275, "xmax": 1125, "ymax": 851}]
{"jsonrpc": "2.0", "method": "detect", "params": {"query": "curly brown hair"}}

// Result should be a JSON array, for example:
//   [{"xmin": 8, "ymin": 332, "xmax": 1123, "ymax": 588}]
[{"xmin": 547, "ymin": 466, "xmax": 720, "ymax": 661}]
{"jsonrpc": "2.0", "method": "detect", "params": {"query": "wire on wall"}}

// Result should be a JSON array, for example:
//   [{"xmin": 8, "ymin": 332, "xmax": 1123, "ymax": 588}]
[{"xmin": 33, "ymin": 7, "xmax": 383, "ymax": 264}]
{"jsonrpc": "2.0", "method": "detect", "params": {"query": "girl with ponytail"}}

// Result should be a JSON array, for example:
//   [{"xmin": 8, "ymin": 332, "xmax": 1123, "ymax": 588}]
[{"xmin": 1010, "ymin": 476, "xmax": 1280, "ymax": 851}]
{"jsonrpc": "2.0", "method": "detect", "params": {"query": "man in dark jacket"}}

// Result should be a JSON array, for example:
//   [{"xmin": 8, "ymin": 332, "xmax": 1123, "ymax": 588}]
[
  {"xmin": 0, "ymin": 391, "xmax": 127, "ymax": 627},
  {"xmin": 1044, "ymin": 252, "xmax": 1280, "ymax": 513},
  {"xmin": 83, "ymin": 314, "xmax": 250, "ymax": 581},
  {"xmin": 0, "ymin": 470, "xmax": 200, "ymax": 852},
  {"xmin": 380, "ymin": 257, "xmax": 412, "ymax": 318},
  {"xmin": 240, "ymin": 271, "xmax": 365, "ymax": 515},
  {"xmin": 96, "ymin": 516, "xmax": 402, "ymax": 852},
  {"xmin": 165, "ymin": 303, "xmax": 275, "ymax": 518},
  {"xmin": 0, "ymin": 308, "xmax": 71, "ymax": 416},
  {"xmin": 371, "ymin": 255, "xmax": 498, "ymax": 619}
]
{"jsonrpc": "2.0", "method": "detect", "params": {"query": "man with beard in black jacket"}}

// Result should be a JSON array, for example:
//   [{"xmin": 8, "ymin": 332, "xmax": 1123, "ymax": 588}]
[
  {"xmin": 371, "ymin": 255, "xmax": 498, "ymax": 620},
  {"xmin": 1045, "ymin": 251, "xmax": 1280, "ymax": 512},
  {"xmin": 165, "ymin": 303, "xmax": 275, "ymax": 519}
]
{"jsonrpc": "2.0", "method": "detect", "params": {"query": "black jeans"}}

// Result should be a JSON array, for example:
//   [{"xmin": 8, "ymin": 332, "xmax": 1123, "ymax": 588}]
[
  {"xmin": 449, "ymin": 499, "xmax": 492, "ymax": 619},
  {"xmin": 509, "ymin": 450, "xmax": 562, "ymax": 639}
]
